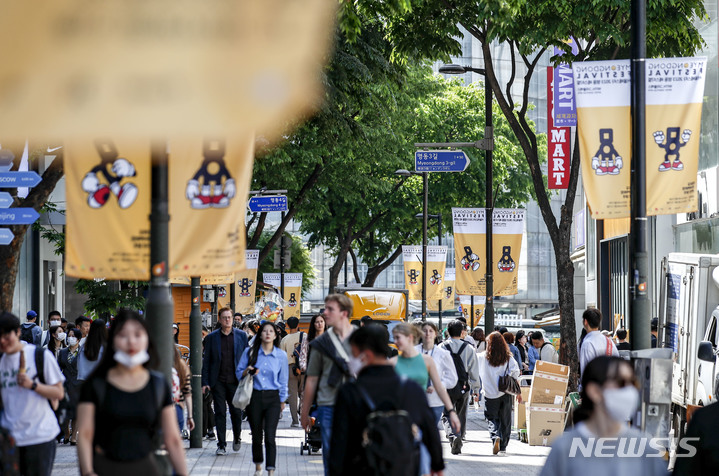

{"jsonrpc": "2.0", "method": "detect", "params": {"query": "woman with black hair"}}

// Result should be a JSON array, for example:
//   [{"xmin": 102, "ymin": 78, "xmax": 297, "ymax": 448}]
[
  {"xmin": 540, "ymin": 356, "xmax": 666, "ymax": 476},
  {"xmin": 58, "ymin": 327, "xmax": 83, "ymax": 445},
  {"xmin": 77, "ymin": 319, "xmax": 107, "ymax": 382},
  {"xmin": 298, "ymin": 314, "xmax": 325, "ymax": 373},
  {"xmin": 236, "ymin": 321, "xmax": 289, "ymax": 476},
  {"xmin": 47, "ymin": 325, "xmax": 66, "ymax": 359},
  {"xmin": 477, "ymin": 331, "xmax": 521, "ymax": 456},
  {"xmin": 76, "ymin": 309, "xmax": 187, "ymax": 476}
]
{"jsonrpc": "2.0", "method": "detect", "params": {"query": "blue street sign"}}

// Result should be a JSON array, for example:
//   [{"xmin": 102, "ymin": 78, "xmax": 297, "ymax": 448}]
[
  {"xmin": 0, "ymin": 208, "xmax": 40, "ymax": 225},
  {"xmin": 0, "ymin": 171, "xmax": 42, "ymax": 188},
  {"xmin": 0, "ymin": 228, "xmax": 14, "ymax": 245},
  {"xmin": 248, "ymin": 195, "xmax": 288, "ymax": 213},
  {"xmin": 0, "ymin": 192, "xmax": 12, "ymax": 208},
  {"xmin": 415, "ymin": 150, "xmax": 470, "ymax": 172}
]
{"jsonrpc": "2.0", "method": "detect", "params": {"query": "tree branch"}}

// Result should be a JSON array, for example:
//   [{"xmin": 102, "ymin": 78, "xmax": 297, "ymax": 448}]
[{"xmin": 349, "ymin": 247, "xmax": 362, "ymax": 284}]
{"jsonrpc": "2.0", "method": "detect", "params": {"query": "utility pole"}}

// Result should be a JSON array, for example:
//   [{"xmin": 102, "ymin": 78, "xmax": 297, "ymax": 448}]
[
  {"xmin": 437, "ymin": 213, "xmax": 443, "ymax": 329},
  {"xmin": 484, "ymin": 84, "xmax": 495, "ymax": 336},
  {"xmin": 189, "ymin": 277, "xmax": 203, "ymax": 448},
  {"xmin": 422, "ymin": 172, "xmax": 428, "ymax": 321}
]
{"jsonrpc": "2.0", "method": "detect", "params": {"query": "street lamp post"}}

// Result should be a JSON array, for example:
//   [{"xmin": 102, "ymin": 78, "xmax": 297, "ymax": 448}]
[{"xmin": 438, "ymin": 64, "xmax": 494, "ymax": 335}]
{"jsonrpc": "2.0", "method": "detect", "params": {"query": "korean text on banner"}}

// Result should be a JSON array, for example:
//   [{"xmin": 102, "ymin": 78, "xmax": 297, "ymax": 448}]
[
  {"xmin": 282, "ymin": 273, "xmax": 303, "ymax": 319},
  {"xmin": 234, "ymin": 250, "xmax": 260, "ymax": 315},
  {"xmin": 553, "ymin": 39, "xmax": 578, "ymax": 127},
  {"xmin": 429, "ymin": 268, "xmax": 455, "ymax": 312},
  {"xmin": 402, "ymin": 246, "xmax": 424, "ymax": 301},
  {"xmin": 459, "ymin": 295, "xmax": 486, "ymax": 324},
  {"xmin": 493, "ymin": 209, "xmax": 525, "ymax": 296},
  {"xmin": 426, "ymin": 246, "xmax": 448, "ymax": 301},
  {"xmin": 547, "ymin": 67, "xmax": 571, "ymax": 189},
  {"xmin": 573, "ymin": 60, "xmax": 632, "ymax": 218},
  {"xmin": 169, "ymin": 135, "xmax": 254, "ymax": 279},
  {"xmin": 645, "ymin": 57, "xmax": 707, "ymax": 216},
  {"xmin": 452, "ymin": 208, "xmax": 486, "ymax": 296},
  {"xmin": 65, "ymin": 139, "xmax": 151, "ymax": 280}
]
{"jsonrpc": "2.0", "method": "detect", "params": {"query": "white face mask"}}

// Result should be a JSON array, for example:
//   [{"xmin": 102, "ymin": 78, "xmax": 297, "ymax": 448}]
[
  {"xmin": 56, "ymin": 332, "xmax": 67, "ymax": 341},
  {"xmin": 113, "ymin": 350, "xmax": 150, "ymax": 369},
  {"xmin": 603, "ymin": 386, "xmax": 640, "ymax": 422},
  {"xmin": 67, "ymin": 337, "xmax": 78, "ymax": 347},
  {"xmin": 50, "ymin": 321, "xmax": 61, "ymax": 327},
  {"xmin": 347, "ymin": 355, "xmax": 366, "ymax": 377}
]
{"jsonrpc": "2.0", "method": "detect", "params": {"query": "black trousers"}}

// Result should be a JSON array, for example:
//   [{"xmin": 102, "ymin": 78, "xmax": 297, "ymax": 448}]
[
  {"xmin": 442, "ymin": 392, "xmax": 469, "ymax": 440},
  {"xmin": 203, "ymin": 391, "xmax": 216, "ymax": 435},
  {"xmin": 211, "ymin": 379, "xmax": 243, "ymax": 448},
  {"xmin": 19, "ymin": 439, "xmax": 56, "ymax": 476},
  {"xmin": 246, "ymin": 389, "xmax": 281, "ymax": 470},
  {"xmin": 484, "ymin": 393, "xmax": 513, "ymax": 451}
]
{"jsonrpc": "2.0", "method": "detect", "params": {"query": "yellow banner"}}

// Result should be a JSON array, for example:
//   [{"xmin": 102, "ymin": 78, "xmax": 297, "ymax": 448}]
[
  {"xmin": 169, "ymin": 135, "xmax": 254, "ymax": 279},
  {"xmin": 458, "ymin": 295, "xmax": 485, "ymax": 325},
  {"xmin": 65, "ymin": 139, "xmax": 151, "ymax": 280},
  {"xmin": 452, "ymin": 208, "xmax": 486, "ymax": 295},
  {"xmin": 402, "ymin": 246, "xmax": 423, "ymax": 300},
  {"xmin": 493, "ymin": 209, "xmax": 525, "ymax": 296},
  {"xmin": 233, "ymin": 250, "xmax": 260, "ymax": 315},
  {"xmin": 426, "ymin": 246, "xmax": 447, "ymax": 301},
  {"xmin": 428, "ymin": 268, "xmax": 455, "ymax": 311},
  {"xmin": 573, "ymin": 60, "xmax": 632, "ymax": 218},
  {"xmin": 645, "ymin": 58, "xmax": 706, "ymax": 216},
  {"xmin": 262, "ymin": 273, "xmax": 302, "ymax": 320}
]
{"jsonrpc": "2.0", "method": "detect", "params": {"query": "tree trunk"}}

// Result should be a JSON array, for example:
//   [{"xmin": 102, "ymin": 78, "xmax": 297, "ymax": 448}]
[
  {"xmin": 327, "ymin": 246, "xmax": 350, "ymax": 294},
  {"xmin": 0, "ymin": 151, "xmax": 64, "ymax": 311},
  {"xmin": 362, "ymin": 245, "xmax": 403, "ymax": 287}
]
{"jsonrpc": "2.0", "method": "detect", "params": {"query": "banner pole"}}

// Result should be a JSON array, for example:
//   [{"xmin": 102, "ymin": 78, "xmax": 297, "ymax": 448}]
[
  {"xmin": 437, "ymin": 213, "xmax": 443, "ymax": 330},
  {"xmin": 630, "ymin": 0, "xmax": 651, "ymax": 350},
  {"xmin": 189, "ymin": 277, "xmax": 203, "ymax": 448},
  {"xmin": 485, "ymin": 82, "xmax": 495, "ymax": 336}
]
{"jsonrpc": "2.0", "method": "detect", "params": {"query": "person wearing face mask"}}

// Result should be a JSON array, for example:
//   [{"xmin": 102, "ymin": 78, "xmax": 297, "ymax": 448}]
[
  {"xmin": 47, "ymin": 325, "xmax": 67, "ymax": 359},
  {"xmin": 58, "ymin": 328, "xmax": 83, "ymax": 445},
  {"xmin": 539, "ymin": 356, "xmax": 667, "ymax": 476},
  {"xmin": 76, "ymin": 309, "xmax": 187, "ymax": 476},
  {"xmin": 236, "ymin": 321, "xmax": 288, "ymax": 476},
  {"xmin": 42, "ymin": 311, "xmax": 64, "ymax": 347},
  {"xmin": 77, "ymin": 319, "xmax": 107, "ymax": 382}
]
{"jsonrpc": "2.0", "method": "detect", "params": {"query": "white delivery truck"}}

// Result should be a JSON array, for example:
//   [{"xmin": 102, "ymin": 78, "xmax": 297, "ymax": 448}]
[{"xmin": 658, "ymin": 252, "xmax": 719, "ymax": 440}]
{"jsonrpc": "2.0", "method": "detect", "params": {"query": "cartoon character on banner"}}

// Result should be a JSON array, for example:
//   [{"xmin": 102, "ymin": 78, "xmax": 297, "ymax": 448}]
[
  {"xmin": 429, "ymin": 270, "xmax": 442, "ymax": 286},
  {"xmin": 407, "ymin": 269, "xmax": 420, "ymax": 285},
  {"xmin": 460, "ymin": 246, "xmax": 480, "ymax": 271},
  {"xmin": 288, "ymin": 293, "xmax": 297, "ymax": 307},
  {"xmin": 185, "ymin": 139, "xmax": 236, "ymax": 209},
  {"xmin": 445, "ymin": 286, "xmax": 453, "ymax": 300},
  {"xmin": 475, "ymin": 308, "xmax": 483, "ymax": 321},
  {"xmin": 497, "ymin": 246, "xmax": 516, "ymax": 272},
  {"xmin": 591, "ymin": 129, "xmax": 623, "ymax": 176},
  {"xmin": 653, "ymin": 127, "xmax": 691, "ymax": 172},
  {"xmin": 238, "ymin": 278, "xmax": 254, "ymax": 297},
  {"xmin": 82, "ymin": 140, "xmax": 138, "ymax": 209},
  {"xmin": 218, "ymin": 287, "xmax": 227, "ymax": 298}
]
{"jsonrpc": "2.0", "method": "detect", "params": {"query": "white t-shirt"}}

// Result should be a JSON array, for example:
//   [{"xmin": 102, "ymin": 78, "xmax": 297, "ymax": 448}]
[
  {"xmin": 477, "ymin": 351, "xmax": 520, "ymax": 399},
  {"xmin": 0, "ymin": 343, "xmax": 65, "ymax": 446},
  {"xmin": 416, "ymin": 344, "xmax": 458, "ymax": 408},
  {"xmin": 579, "ymin": 330, "xmax": 619, "ymax": 376}
]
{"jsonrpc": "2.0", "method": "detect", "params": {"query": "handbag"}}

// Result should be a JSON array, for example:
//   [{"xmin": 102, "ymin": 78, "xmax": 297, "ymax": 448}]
[
  {"xmin": 233, "ymin": 373, "xmax": 254, "ymax": 410},
  {"xmin": 497, "ymin": 361, "xmax": 521, "ymax": 396}
]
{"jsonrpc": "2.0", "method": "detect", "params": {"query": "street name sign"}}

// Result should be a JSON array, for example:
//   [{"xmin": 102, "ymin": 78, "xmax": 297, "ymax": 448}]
[
  {"xmin": 0, "ymin": 192, "xmax": 12, "ymax": 208},
  {"xmin": 248, "ymin": 195, "xmax": 288, "ymax": 213},
  {"xmin": 0, "ymin": 208, "xmax": 40, "ymax": 225},
  {"xmin": 0, "ymin": 171, "xmax": 42, "ymax": 188},
  {"xmin": 0, "ymin": 228, "xmax": 14, "ymax": 245},
  {"xmin": 415, "ymin": 150, "xmax": 470, "ymax": 172}
]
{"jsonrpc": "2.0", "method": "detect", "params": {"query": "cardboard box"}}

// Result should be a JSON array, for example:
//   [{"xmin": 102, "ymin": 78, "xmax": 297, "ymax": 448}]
[
  {"xmin": 513, "ymin": 385, "xmax": 531, "ymax": 430},
  {"xmin": 526, "ymin": 405, "xmax": 565, "ymax": 446},
  {"xmin": 529, "ymin": 361, "xmax": 569, "ymax": 407}
]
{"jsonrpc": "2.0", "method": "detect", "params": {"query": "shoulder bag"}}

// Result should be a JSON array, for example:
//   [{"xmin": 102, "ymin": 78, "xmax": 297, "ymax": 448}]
[{"xmin": 497, "ymin": 360, "xmax": 521, "ymax": 396}]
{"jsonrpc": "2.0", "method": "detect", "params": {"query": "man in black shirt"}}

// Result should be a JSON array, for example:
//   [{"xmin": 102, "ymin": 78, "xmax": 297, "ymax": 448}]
[
  {"xmin": 615, "ymin": 328, "xmax": 631, "ymax": 351},
  {"xmin": 673, "ymin": 402, "xmax": 719, "ymax": 475},
  {"xmin": 329, "ymin": 326, "xmax": 445, "ymax": 476},
  {"xmin": 202, "ymin": 307, "xmax": 248, "ymax": 455}
]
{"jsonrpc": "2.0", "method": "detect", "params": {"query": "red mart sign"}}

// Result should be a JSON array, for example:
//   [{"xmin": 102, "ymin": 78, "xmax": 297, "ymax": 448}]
[{"xmin": 547, "ymin": 67, "xmax": 571, "ymax": 189}]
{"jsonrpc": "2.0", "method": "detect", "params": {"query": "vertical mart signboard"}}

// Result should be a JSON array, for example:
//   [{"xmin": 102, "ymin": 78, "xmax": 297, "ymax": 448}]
[{"xmin": 547, "ymin": 67, "xmax": 571, "ymax": 189}]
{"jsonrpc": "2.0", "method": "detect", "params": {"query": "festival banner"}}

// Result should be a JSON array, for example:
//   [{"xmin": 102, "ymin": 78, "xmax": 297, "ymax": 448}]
[
  {"xmin": 169, "ymin": 134, "xmax": 255, "ymax": 279},
  {"xmin": 65, "ymin": 139, "xmax": 151, "ymax": 280},
  {"xmin": 458, "ymin": 295, "xmax": 486, "ymax": 325},
  {"xmin": 263, "ymin": 273, "xmax": 302, "ymax": 319},
  {"xmin": 402, "ymin": 245, "xmax": 424, "ymax": 300},
  {"xmin": 547, "ymin": 67, "xmax": 571, "ymax": 189},
  {"xmin": 573, "ymin": 59, "xmax": 632, "ymax": 218},
  {"xmin": 452, "ymin": 208, "xmax": 486, "ymax": 296},
  {"xmin": 428, "ymin": 268, "xmax": 455, "ymax": 312},
  {"xmin": 234, "ymin": 250, "xmax": 260, "ymax": 315},
  {"xmin": 553, "ymin": 38, "xmax": 579, "ymax": 127},
  {"xmin": 645, "ymin": 57, "xmax": 707, "ymax": 216},
  {"xmin": 492, "ymin": 209, "xmax": 525, "ymax": 296},
  {"xmin": 426, "ymin": 246, "xmax": 448, "ymax": 301}
]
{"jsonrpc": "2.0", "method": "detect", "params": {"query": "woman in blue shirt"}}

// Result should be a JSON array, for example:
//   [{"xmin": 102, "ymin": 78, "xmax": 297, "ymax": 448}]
[{"xmin": 237, "ymin": 321, "xmax": 289, "ymax": 476}]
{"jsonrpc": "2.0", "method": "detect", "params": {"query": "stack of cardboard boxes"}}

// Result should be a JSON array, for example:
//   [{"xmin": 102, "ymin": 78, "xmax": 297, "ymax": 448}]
[{"xmin": 525, "ymin": 361, "xmax": 570, "ymax": 446}]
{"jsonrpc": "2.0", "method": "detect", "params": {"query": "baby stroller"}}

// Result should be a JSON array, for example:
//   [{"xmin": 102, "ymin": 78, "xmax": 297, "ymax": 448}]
[{"xmin": 300, "ymin": 417, "xmax": 322, "ymax": 455}]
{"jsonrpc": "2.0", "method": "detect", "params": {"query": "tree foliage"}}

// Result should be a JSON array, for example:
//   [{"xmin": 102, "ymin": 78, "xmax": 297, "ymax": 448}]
[
  {"xmin": 73, "ymin": 280, "xmax": 146, "ymax": 319},
  {"xmin": 256, "ymin": 232, "xmax": 316, "ymax": 296}
]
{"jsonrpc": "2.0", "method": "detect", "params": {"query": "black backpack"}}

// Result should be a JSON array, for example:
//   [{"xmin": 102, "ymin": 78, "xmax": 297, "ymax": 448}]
[
  {"xmin": 291, "ymin": 332, "xmax": 305, "ymax": 377},
  {"xmin": 446, "ymin": 341, "xmax": 469, "ymax": 400},
  {"xmin": 356, "ymin": 379, "xmax": 420, "ymax": 476},
  {"xmin": 35, "ymin": 347, "xmax": 71, "ymax": 430},
  {"xmin": 19, "ymin": 325, "xmax": 35, "ymax": 344}
]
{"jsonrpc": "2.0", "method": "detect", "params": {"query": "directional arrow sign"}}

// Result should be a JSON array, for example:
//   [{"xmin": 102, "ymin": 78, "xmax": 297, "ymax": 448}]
[
  {"xmin": 0, "ymin": 228, "xmax": 14, "ymax": 245},
  {"xmin": 0, "ymin": 208, "xmax": 40, "ymax": 225},
  {"xmin": 0, "ymin": 192, "xmax": 12, "ymax": 208},
  {"xmin": 248, "ymin": 195, "xmax": 288, "ymax": 213},
  {"xmin": 415, "ymin": 150, "xmax": 470, "ymax": 172},
  {"xmin": 0, "ymin": 171, "xmax": 42, "ymax": 188}
]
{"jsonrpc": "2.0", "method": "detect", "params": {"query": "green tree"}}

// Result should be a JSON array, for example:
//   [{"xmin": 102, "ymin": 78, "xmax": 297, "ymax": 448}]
[
  {"xmin": 256, "ymin": 232, "xmax": 316, "ymax": 296},
  {"xmin": 73, "ymin": 280, "xmax": 146, "ymax": 319},
  {"xmin": 351, "ymin": 0, "xmax": 707, "ymax": 385}
]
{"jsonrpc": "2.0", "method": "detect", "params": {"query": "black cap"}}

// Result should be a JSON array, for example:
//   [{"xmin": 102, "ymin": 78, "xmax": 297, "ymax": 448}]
[{"xmin": 651, "ymin": 317, "xmax": 658, "ymax": 330}]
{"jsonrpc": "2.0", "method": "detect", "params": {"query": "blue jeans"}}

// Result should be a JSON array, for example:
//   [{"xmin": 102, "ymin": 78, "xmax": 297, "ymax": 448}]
[
  {"xmin": 431, "ymin": 406, "xmax": 444, "ymax": 427},
  {"xmin": 316, "ymin": 405, "xmax": 334, "ymax": 476},
  {"xmin": 420, "ymin": 407, "xmax": 444, "ymax": 475},
  {"xmin": 175, "ymin": 404, "xmax": 184, "ymax": 432}
]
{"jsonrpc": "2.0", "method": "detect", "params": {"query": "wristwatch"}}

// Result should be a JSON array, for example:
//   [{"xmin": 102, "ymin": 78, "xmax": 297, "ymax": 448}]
[{"xmin": 31, "ymin": 380, "xmax": 38, "ymax": 391}]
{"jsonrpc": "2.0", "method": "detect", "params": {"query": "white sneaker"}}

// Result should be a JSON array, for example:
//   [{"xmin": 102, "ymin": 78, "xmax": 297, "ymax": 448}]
[{"xmin": 498, "ymin": 450, "xmax": 507, "ymax": 456}]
